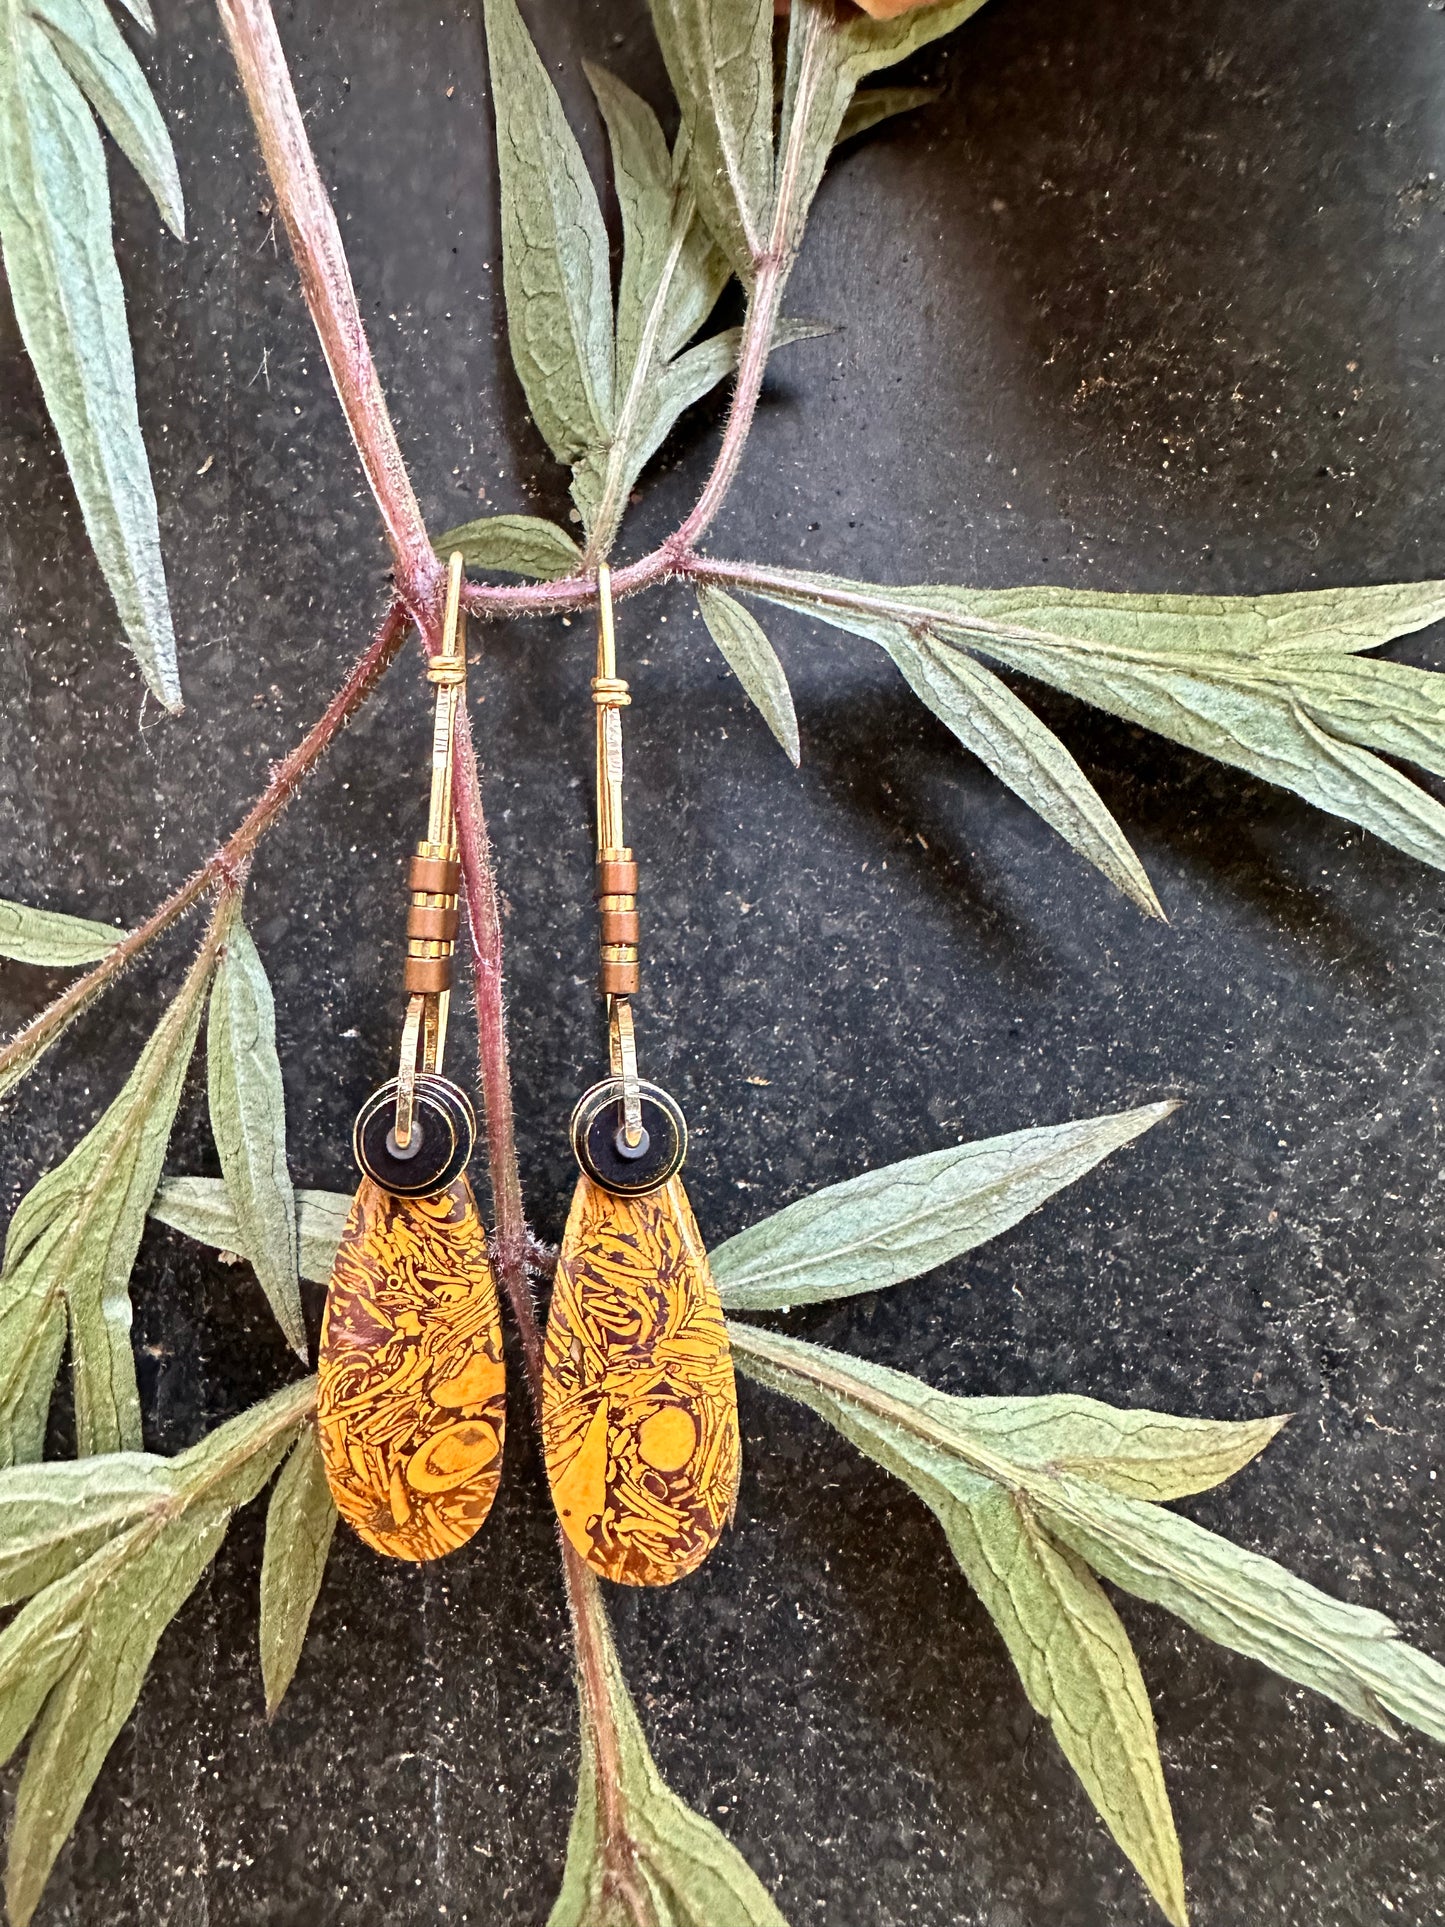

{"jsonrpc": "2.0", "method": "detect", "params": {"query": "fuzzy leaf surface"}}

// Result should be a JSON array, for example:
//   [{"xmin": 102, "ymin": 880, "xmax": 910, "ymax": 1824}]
[
  {"xmin": 483, "ymin": 0, "xmax": 614, "ymax": 465},
  {"xmin": 549, "ymin": 1602, "xmax": 789, "ymax": 1926},
  {"xmin": 696, "ymin": 584, "xmax": 800, "ymax": 764},
  {"xmin": 206, "ymin": 911, "xmax": 304, "ymax": 1357},
  {"xmin": 433, "ymin": 514, "xmax": 583, "ymax": 580},
  {"xmin": 0, "ymin": 900, "xmax": 119, "ymax": 968},
  {"xmin": 711, "ymin": 1100, "xmax": 1173, "ymax": 1310},
  {"xmin": 740, "ymin": 564, "xmax": 1445, "ymax": 872},
  {"xmin": 834, "ymin": 83, "xmax": 937, "ymax": 144},
  {"xmin": 884, "ymin": 627, "xmax": 1162, "ymax": 916},
  {"xmin": 0, "ymin": 928, "xmax": 219, "ymax": 1461},
  {"xmin": 647, "ymin": 0, "xmax": 773, "ymax": 278},
  {"xmin": 0, "ymin": 0, "xmax": 180, "ymax": 705},
  {"xmin": 150, "ymin": 1177, "xmax": 349, "ymax": 1284},
  {"xmin": 259, "ymin": 1423, "xmax": 335, "ymax": 1716},
  {"xmin": 0, "ymin": 1382, "xmax": 309, "ymax": 1926}
]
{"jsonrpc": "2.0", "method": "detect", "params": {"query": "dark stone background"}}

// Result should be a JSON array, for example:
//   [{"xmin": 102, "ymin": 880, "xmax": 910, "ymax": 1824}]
[{"xmin": 1, "ymin": 0, "xmax": 1443, "ymax": 1919}]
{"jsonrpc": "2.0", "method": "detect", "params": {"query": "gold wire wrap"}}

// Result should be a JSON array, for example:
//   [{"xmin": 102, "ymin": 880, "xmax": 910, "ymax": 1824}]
[{"xmin": 395, "ymin": 552, "xmax": 467, "ymax": 1143}]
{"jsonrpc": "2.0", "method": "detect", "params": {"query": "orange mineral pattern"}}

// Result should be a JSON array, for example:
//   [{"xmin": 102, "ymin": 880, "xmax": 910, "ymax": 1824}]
[
  {"xmin": 318, "ymin": 1174, "xmax": 506, "ymax": 1561},
  {"xmin": 542, "ymin": 1173, "xmax": 740, "ymax": 1587}
]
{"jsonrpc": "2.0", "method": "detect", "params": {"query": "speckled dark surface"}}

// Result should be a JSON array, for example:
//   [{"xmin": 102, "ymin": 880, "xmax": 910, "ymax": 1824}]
[{"xmin": 1, "ymin": 0, "xmax": 1444, "ymax": 1920}]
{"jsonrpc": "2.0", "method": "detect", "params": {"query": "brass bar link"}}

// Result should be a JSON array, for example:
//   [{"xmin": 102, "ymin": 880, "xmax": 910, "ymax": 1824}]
[
  {"xmin": 608, "ymin": 996, "xmax": 644, "ymax": 1148},
  {"xmin": 394, "ymin": 994, "xmax": 426, "ymax": 1148}
]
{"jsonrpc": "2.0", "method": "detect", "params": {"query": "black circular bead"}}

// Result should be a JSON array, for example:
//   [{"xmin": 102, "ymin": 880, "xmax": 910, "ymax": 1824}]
[
  {"xmin": 353, "ymin": 1075, "xmax": 475, "ymax": 1196},
  {"xmin": 570, "ymin": 1079, "xmax": 687, "ymax": 1195}
]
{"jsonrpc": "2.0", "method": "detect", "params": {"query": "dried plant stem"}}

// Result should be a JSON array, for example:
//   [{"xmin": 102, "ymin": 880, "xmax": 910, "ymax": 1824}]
[
  {"xmin": 214, "ymin": 0, "xmax": 442, "ymax": 621},
  {"xmin": 0, "ymin": 602, "xmax": 409, "ymax": 1091}
]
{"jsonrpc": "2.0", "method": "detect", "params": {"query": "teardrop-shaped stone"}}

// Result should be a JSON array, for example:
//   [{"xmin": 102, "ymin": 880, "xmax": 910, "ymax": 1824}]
[
  {"xmin": 318, "ymin": 1175, "xmax": 505, "ymax": 1561},
  {"xmin": 542, "ymin": 1174, "xmax": 740, "ymax": 1586}
]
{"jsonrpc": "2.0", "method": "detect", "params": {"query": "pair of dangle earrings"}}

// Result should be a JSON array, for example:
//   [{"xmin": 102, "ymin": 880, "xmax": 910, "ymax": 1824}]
[{"xmin": 316, "ymin": 556, "xmax": 741, "ymax": 1585}]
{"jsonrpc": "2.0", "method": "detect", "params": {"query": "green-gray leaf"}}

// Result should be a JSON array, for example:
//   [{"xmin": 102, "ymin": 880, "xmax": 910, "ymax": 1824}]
[
  {"xmin": 883, "ymin": 626, "xmax": 1162, "ymax": 917},
  {"xmin": 834, "ymin": 85, "xmax": 937, "ymax": 146},
  {"xmin": 259, "ymin": 1422, "xmax": 335, "ymax": 1717},
  {"xmin": 0, "ymin": 0, "xmax": 181, "ymax": 707},
  {"xmin": 150, "ymin": 1176, "xmax": 350, "ymax": 1284},
  {"xmin": 0, "ymin": 898, "xmax": 120, "ymax": 967},
  {"xmin": 483, "ymin": 0, "xmax": 614, "ymax": 466},
  {"xmin": 696, "ymin": 583, "xmax": 799, "ymax": 765},
  {"xmin": 549, "ymin": 1596, "xmax": 789, "ymax": 1927},
  {"xmin": 647, "ymin": 0, "xmax": 773, "ymax": 280},
  {"xmin": 735, "ymin": 563, "xmax": 1445, "ymax": 874},
  {"xmin": 1037, "ymin": 1476, "xmax": 1445, "ymax": 1748},
  {"xmin": 0, "ymin": 1381, "xmax": 309, "ymax": 1927},
  {"xmin": 433, "ymin": 513, "xmax": 583, "ymax": 581},
  {"xmin": 711, "ymin": 1100, "xmax": 1174, "ymax": 1311},
  {"xmin": 207, "ymin": 910, "xmax": 305, "ymax": 1358},
  {"xmin": 0, "ymin": 923, "xmax": 220, "ymax": 1461}
]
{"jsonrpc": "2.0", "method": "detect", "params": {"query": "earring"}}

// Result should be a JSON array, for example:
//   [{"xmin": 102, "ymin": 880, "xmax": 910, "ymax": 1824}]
[
  {"xmin": 317, "ymin": 554, "xmax": 506, "ymax": 1561},
  {"xmin": 541, "ymin": 565, "xmax": 741, "ymax": 1587}
]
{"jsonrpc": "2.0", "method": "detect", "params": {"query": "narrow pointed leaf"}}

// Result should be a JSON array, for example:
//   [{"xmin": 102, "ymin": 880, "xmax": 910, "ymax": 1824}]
[
  {"xmin": 32, "ymin": 0, "xmax": 183, "ymax": 235},
  {"xmin": 585, "ymin": 62, "xmax": 673, "ymax": 387},
  {"xmin": 207, "ymin": 911, "xmax": 305, "ymax": 1358},
  {"xmin": 711, "ymin": 1100, "xmax": 1174, "ymax": 1310},
  {"xmin": 550, "ymin": 1596, "xmax": 789, "ymax": 1926},
  {"xmin": 0, "ymin": 900, "xmax": 119, "ymax": 968},
  {"xmin": 0, "ymin": 1382, "xmax": 308, "ymax": 1926},
  {"xmin": 697, "ymin": 584, "xmax": 799, "ymax": 764},
  {"xmin": 0, "ymin": 923, "xmax": 221, "ymax": 1461},
  {"xmin": 884, "ymin": 628, "xmax": 1162, "ymax": 917},
  {"xmin": 150, "ymin": 1176, "xmax": 350, "ymax": 1284},
  {"xmin": 259, "ymin": 1423, "xmax": 335, "ymax": 1717},
  {"xmin": 1038, "ymin": 1477, "xmax": 1445, "ymax": 1747},
  {"xmin": 738, "ymin": 563, "xmax": 1445, "ymax": 873},
  {"xmin": 0, "ymin": 0, "xmax": 179, "ymax": 706},
  {"xmin": 0, "ymin": 1453, "xmax": 169, "ymax": 1607},
  {"xmin": 433, "ymin": 513, "xmax": 583, "ymax": 581},
  {"xmin": 835, "ymin": 84, "xmax": 937, "ymax": 145},
  {"xmin": 483, "ymin": 0, "xmax": 614, "ymax": 465},
  {"xmin": 647, "ymin": 0, "xmax": 773, "ymax": 279}
]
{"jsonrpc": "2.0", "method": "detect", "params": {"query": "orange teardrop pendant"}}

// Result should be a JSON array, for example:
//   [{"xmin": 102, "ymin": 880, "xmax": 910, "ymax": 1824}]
[
  {"xmin": 542, "ymin": 1172, "xmax": 740, "ymax": 1586},
  {"xmin": 318, "ymin": 1174, "xmax": 505, "ymax": 1561}
]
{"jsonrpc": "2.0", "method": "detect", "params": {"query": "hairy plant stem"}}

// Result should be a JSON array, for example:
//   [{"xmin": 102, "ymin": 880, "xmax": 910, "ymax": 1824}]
[{"xmin": 0, "ymin": 603, "xmax": 410, "ymax": 1094}]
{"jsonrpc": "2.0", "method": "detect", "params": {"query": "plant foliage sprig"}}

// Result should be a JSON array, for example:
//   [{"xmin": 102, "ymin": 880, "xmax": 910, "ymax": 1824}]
[{"xmin": 1, "ymin": 0, "xmax": 1444, "ymax": 1922}]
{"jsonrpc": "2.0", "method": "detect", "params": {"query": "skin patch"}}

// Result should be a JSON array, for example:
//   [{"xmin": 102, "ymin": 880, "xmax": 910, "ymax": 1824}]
[
  {"xmin": 318, "ymin": 1175, "xmax": 505, "ymax": 1560},
  {"xmin": 542, "ymin": 1174, "xmax": 740, "ymax": 1586}
]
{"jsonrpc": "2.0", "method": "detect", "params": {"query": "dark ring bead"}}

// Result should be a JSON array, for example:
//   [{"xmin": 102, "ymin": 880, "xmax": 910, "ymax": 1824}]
[
  {"xmin": 569, "ymin": 1079, "xmax": 687, "ymax": 1195},
  {"xmin": 353, "ymin": 1075, "xmax": 475, "ymax": 1196}
]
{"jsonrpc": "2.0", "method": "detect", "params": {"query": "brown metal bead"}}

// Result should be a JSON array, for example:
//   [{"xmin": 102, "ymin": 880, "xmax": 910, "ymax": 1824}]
[
  {"xmin": 406, "ymin": 903, "xmax": 460, "ymax": 942},
  {"xmin": 404, "ymin": 954, "xmax": 454, "ymax": 994},
  {"xmin": 599, "ymin": 958, "xmax": 640, "ymax": 994},
  {"xmin": 599, "ymin": 908, "xmax": 640, "ymax": 945},
  {"xmin": 596, "ymin": 856, "xmax": 638, "ymax": 898},
  {"xmin": 409, "ymin": 854, "xmax": 461, "ymax": 895}
]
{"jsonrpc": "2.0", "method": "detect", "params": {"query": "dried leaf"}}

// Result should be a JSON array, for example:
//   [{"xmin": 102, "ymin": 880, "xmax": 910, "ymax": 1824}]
[
  {"xmin": 1038, "ymin": 1476, "xmax": 1445, "ymax": 1746},
  {"xmin": 834, "ymin": 84, "xmax": 937, "ymax": 144},
  {"xmin": 736, "ymin": 563, "xmax": 1445, "ymax": 872},
  {"xmin": 884, "ymin": 627, "xmax": 1162, "ymax": 917},
  {"xmin": 696, "ymin": 584, "xmax": 800, "ymax": 764},
  {"xmin": 0, "ymin": 899, "xmax": 119, "ymax": 968},
  {"xmin": 207, "ymin": 909, "xmax": 305, "ymax": 1358},
  {"xmin": 433, "ymin": 514, "xmax": 584, "ymax": 580},
  {"xmin": 0, "ymin": 0, "xmax": 181, "ymax": 706},
  {"xmin": 711, "ymin": 1100, "xmax": 1174, "ymax": 1311},
  {"xmin": 150, "ymin": 1176, "xmax": 349, "ymax": 1284},
  {"xmin": 0, "ymin": 1453, "xmax": 170, "ymax": 1608},
  {"xmin": 258, "ymin": 1423, "xmax": 335, "ymax": 1717},
  {"xmin": 482, "ymin": 0, "xmax": 614, "ymax": 465},
  {"xmin": 0, "ymin": 1381, "xmax": 310, "ymax": 1927},
  {"xmin": 0, "ymin": 922, "xmax": 221, "ymax": 1462},
  {"xmin": 550, "ymin": 1590, "xmax": 789, "ymax": 1926},
  {"xmin": 647, "ymin": 0, "xmax": 774, "ymax": 279}
]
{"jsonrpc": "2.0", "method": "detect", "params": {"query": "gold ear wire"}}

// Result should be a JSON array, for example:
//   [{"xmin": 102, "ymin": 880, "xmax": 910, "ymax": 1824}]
[
  {"xmin": 395, "ymin": 552, "xmax": 468, "ymax": 1146},
  {"xmin": 591, "ymin": 562, "xmax": 643, "ymax": 1148}
]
